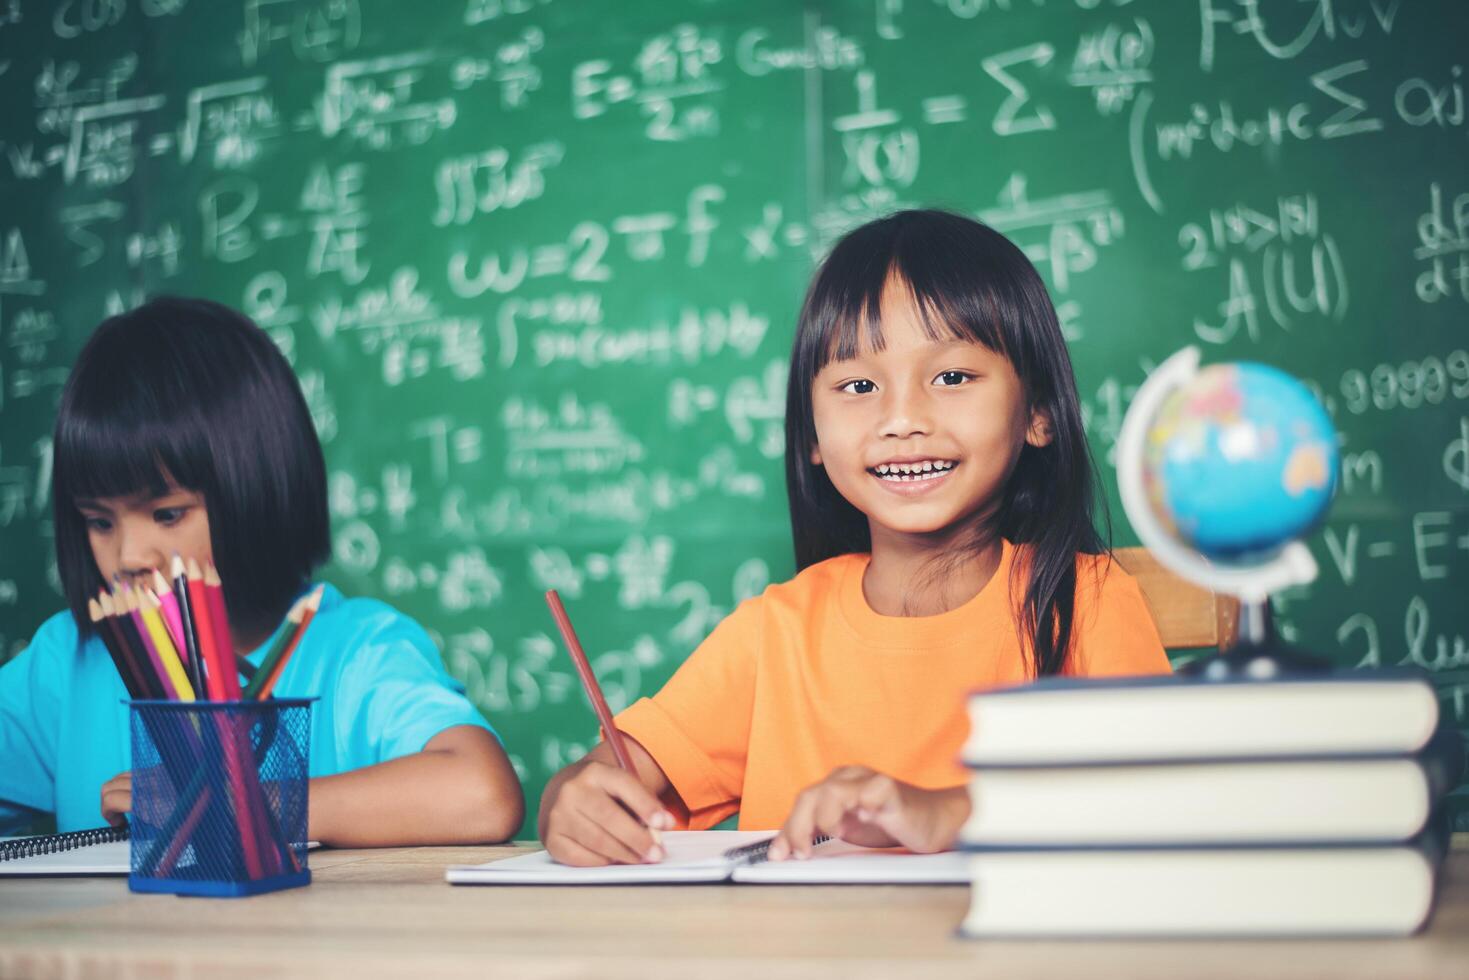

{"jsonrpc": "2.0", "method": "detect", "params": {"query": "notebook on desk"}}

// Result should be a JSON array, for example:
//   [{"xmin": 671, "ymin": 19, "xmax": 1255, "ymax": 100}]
[
  {"xmin": 445, "ymin": 830, "xmax": 969, "ymax": 885},
  {"xmin": 0, "ymin": 826, "xmax": 132, "ymax": 876},
  {"xmin": 1, "ymin": 827, "xmax": 320, "ymax": 877}
]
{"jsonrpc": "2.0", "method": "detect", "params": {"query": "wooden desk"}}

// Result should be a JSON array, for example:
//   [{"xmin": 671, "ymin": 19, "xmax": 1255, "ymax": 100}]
[{"xmin": 2, "ymin": 840, "xmax": 1465, "ymax": 979}]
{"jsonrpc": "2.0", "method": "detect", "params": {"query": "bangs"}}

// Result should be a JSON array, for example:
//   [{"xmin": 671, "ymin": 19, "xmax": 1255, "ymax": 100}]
[
  {"xmin": 54, "ymin": 414, "xmax": 209, "ymax": 504},
  {"xmin": 52, "ymin": 331, "xmax": 217, "ymax": 507},
  {"xmin": 54, "ymin": 295, "xmax": 331, "ymax": 638},
  {"xmin": 808, "ymin": 222, "xmax": 1009, "ymax": 377}
]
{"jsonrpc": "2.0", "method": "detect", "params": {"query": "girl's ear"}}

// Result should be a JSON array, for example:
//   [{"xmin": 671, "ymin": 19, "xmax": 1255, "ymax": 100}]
[
  {"xmin": 810, "ymin": 444, "xmax": 823, "ymax": 466},
  {"xmin": 1025, "ymin": 409, "xmax": 1053, "ymax": 448}
]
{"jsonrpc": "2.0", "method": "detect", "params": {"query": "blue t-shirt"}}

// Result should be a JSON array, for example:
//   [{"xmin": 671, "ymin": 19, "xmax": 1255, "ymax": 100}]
[{"xmin": 0, "ymin": 583, "xmax": 497, "ymax": 833}]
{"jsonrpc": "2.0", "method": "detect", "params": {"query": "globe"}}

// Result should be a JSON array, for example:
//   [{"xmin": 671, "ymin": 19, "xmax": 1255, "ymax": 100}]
[
  {"xmin": 1116, "ymin": 349, "xmax": 1342, "ymax": 674},
  {"xmin": 1116, "ymin": 348, "xmax": 1341, "ymax": 665},
  {"xmin": 1142, "ymin": 362, "xmax": 1339, "ymax": 560}
]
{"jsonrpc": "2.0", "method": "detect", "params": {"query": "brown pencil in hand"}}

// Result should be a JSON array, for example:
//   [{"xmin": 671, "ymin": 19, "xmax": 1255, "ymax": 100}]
[{"xmin": 544, "ymin": 590, "xmax": 637, "ymax": 774}]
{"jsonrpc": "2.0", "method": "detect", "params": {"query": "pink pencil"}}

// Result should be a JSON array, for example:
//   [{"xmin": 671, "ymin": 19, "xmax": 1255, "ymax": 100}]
[{"xmin": 150, "ymin": 569, "xmax": 189, "ymax": 660}]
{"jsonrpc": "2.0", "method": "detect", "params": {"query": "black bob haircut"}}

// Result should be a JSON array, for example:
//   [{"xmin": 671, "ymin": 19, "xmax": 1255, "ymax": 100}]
[
  {"xmin": 53, "ymin": 296, "xmax": 330, "ymax": 638},
  {"xmin": 783, "ymin": 209, "xmax": 1106, "ymax": 677}
]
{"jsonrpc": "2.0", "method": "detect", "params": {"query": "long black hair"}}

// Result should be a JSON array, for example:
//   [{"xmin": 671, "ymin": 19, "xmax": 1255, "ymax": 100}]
[
  {"xmin": 783, "ymin": 210, "xmax": 1105, "ymax": 677},
  {"xmin": 52, "ymin": 296, "xmax": 330, "ymax": 638}
]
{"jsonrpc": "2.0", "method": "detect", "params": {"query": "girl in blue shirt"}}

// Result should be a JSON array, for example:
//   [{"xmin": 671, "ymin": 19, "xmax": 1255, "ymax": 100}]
[{"xmin": 0, "ymin": 297, "xmax": 524, "ymax": 845}]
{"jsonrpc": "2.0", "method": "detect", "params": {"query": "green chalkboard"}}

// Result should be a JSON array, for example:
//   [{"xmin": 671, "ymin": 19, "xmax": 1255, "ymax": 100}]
[{"xmin": 1, "ymin": 0, "xmax": 1466, "ymax": 836}]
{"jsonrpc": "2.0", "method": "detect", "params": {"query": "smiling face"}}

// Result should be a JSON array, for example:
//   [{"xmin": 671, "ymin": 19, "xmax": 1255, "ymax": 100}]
[
  {"xmin": 74, "ymin": 485, "xmax": 212, "ymax": 590},
  {"xmin": 809, "ymin": 279, "xmax": 1051, "ymax": 551}
]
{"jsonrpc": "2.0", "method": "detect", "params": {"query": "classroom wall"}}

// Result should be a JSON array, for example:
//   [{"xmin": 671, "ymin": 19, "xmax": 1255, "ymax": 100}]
[{"xmin": 0, "ymin": 0, "xmax": 1465, "ymax": 835}]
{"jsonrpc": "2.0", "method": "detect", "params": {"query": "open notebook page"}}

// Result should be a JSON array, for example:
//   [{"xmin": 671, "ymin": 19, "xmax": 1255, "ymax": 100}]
[
  {"xmin": 446, "ymin": 831, "xmax": 968, "ymax": 885},
  {"xmin": 731, "ymin": 838, "xmax": 969, "ymax": 883},
  {"xmin": 446, "ymin": 831, "xmax": 771, "ymax": 884}
]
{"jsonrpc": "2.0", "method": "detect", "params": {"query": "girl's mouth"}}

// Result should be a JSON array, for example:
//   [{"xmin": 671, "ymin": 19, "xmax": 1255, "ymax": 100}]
[{"xmin": 868, "ymin": 459, "xmax": 958, "ymax": 485}]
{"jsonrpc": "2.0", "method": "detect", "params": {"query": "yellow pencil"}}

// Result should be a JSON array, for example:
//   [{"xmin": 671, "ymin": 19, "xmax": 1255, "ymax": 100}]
[{"xmin": 140, "ymin": 588, "xmax": 196, "ymax": 701}]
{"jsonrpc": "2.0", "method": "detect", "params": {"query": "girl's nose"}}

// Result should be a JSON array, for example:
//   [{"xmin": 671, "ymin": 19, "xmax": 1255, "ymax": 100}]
[
  {"xmin": 879, "ymin": 383, "xmax": 933, "ymax": 440},
  {"xmin": 115, "ymin": 523, "xmax": 162, "ymax": 579}
]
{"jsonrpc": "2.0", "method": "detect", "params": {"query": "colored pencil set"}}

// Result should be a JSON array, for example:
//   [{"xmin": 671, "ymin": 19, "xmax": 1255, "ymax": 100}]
[
  {"xmin": 91, "ymin": 556, "xmax": 322, "ymax": 891},
  {"xmin": 88, "ymin": 554, "xmax": 322, "ymax": 704}
]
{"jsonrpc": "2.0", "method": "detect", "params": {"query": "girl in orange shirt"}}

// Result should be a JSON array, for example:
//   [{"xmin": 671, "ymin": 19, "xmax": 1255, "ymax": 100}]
[{"xmin": 538, "ymin": 210, "xmax": 1168, "ymax": 866}]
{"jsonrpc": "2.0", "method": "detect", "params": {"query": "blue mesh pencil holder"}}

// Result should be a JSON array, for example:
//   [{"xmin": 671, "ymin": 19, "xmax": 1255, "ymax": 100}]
[{"xmin": 127, "ymin": 699, "xmax": 313, "ymax": 897}]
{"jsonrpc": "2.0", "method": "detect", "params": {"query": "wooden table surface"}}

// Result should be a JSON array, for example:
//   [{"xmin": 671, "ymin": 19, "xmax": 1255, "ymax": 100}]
[{"xmin": 2, "ymin": 840, "xmax": 1465, "ymax": 979}]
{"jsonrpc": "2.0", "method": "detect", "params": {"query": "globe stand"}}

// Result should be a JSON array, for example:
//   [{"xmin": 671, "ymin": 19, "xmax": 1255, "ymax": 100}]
[
  {"xmin": 1179, "ymin": 598, "xmax": 1332, "ymax": 681},
  {"xmin": 1116, "ymin": 347, "xmax": 1337, "ymax": 681}
]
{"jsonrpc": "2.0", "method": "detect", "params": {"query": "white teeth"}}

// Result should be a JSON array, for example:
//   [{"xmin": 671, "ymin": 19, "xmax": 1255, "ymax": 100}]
[{"xmin": 872, "ymin": 460, "xmax": 956, "ymax": 482}]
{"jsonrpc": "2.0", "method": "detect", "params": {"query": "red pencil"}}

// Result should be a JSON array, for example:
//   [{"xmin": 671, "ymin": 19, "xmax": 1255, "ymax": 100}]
[
  {"xmin": 544, "ymin": 590, "xmax": 636, "ymax": 773},
  {"xmin": 202, "ymin": 561, "xmax": 235, "ymax": 681},
  {"xmin": 186, "ymin": 558, "xmax": 235, "ymax": 700}
]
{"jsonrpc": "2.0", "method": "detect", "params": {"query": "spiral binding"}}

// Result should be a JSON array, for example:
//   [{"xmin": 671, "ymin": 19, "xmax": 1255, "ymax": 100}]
[
  {"xmin": 0, "ymin": 824, "xmax": 129, "ymax": 862},
  {"xmin": 723, "ymin": 834, "xmax": 832, "ymax": 866}
]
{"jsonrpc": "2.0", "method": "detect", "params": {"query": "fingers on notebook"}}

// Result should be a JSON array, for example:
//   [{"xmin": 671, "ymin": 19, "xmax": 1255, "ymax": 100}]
[
  {"xmin": 770, "ymin": 768, "xmax": 903, "ymax": 861},
  {"xmin": 548, "ymin": 761, "xmax": 673, "ymax": 865},
  {"xmin": 770, "ymin": 778, "xmax": 839, "ymax": 861},
  {"xmin": 854, "ymin": 772, "xmax": 902, "ymax": 823}
]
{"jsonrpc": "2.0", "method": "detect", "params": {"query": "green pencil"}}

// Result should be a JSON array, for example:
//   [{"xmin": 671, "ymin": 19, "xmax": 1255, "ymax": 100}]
[{"xmin": 242, "ymin": 591, "xmax": 310, "ymax": 700}]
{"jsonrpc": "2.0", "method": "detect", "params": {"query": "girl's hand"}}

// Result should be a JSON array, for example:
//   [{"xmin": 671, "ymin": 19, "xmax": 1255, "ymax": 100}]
[
  {"xmin": 100, "ymin": 771, "xmax": 132, "ymax": 826},
  {"xmin": 540, "ymin": 759, "xmax": 676, "ymax": 867},
  {"xmin": 766, "ymin": 766, "xmax": 970, "ymax": 861}
]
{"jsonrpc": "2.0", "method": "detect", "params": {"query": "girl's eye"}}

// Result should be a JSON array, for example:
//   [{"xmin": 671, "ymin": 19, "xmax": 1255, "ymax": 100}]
[
  {"xmin": 83, "ymin": 516, "xmax": 112, "ymax": 533},
  {"xmin": 153, "ymin": 507, "xmax": 187, "ymax": 526},
  {"xmin": 935, "ymin": 370, "xmax": 972, "ymax": 387},
  {"xmin": 839, "ymin": 379, "xmax": 877, "ymax": 395}
]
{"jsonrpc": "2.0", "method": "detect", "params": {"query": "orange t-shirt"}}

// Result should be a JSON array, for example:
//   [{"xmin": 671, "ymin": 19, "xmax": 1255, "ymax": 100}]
[{"xmin": 614, "ymin": 539, "xmax": 1170, "ymax": 830}]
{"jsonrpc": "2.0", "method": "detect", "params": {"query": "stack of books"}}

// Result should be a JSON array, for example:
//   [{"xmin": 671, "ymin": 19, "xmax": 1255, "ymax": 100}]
[{"xmin": 958, "ymin": 668, "xmax": 1463, "ymax": 938}]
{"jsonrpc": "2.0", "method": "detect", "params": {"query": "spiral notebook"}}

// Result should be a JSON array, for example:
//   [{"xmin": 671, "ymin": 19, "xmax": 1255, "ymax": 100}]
[
  {"xmin": 1, "ymin": 826, "xmax": 319, "ymax": 876},
  {"xmin": 446, "ymin": 831, "xmax": 969, "ymax": 885},
  {"xmin": 0, "ymin": 825, "xmax": 131, "ymax": 876}
]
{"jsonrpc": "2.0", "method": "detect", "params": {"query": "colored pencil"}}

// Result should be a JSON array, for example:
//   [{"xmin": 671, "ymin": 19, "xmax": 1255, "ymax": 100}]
[
  {"xmin": 96, "ymin": 591, "xmax": 139, "ymax": 694},
  {"xmin": 234, "ymin": 654, "xmax": 257, "ymax": 685},
  {"xmin": 202, "ymin": 561, "xmax": 235, "ymax": 679},
  {"xmin": 106, "ymin": 590, "xmax": 163, "ymax": 700},
  {"xmin": 150, "ymin": 569, "xmax": 187, "ymax": 661},
  {"xmin": 255, "ymin": 586, "xmax": 322, "ymax": 700},
  {"xmin": 241, "ymin": 596, "xmax": 304, "ymax": 701},
  {"xmin": 103, "ymin": 589, "xmax": 159, "ymax": 699},
  {"xmin": 89, "ymin": 597, "xmax": 145, "ymax": 698},
  {"xmin": 243, "ymin": 588, "xmax": 316, "ymax": 700},
  {"xmin": 139, "ymin": 588, "xmax": 195, "ymax": 702},
  {"xmin": 544, "ymin": 589, "xmax": 637, "ymax": 773},
  {"xmin": 119, "ymin": 583, "xmax": 177, "ymax": 700},
  {"xmin": 186, "ymin": 558, "xmax": 234, "ymax": 699},
  {"xmin": 118, "ymin": 563, "xmax": 272, "ymax": 881},
  {"xmin": 162, "ymin": 561, "xmax": 206, "ymax": 696}
]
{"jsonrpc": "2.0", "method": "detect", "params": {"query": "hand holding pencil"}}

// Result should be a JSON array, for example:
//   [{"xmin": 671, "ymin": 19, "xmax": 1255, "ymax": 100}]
[{"xmin": 538, "ymin": 590, "xmax": 675, "ymax": 867}]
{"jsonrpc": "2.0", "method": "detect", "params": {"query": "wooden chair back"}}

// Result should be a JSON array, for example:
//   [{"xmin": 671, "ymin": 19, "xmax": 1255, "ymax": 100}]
[{"xmin": 1112, "ymin": 547, "xmax": 1240, "ymax": 651}]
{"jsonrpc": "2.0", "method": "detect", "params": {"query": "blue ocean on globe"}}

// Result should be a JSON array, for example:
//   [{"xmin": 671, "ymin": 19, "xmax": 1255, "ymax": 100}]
[{"xmin": 1142, "ymin": 362, "xmax": 1339, "ymax": 559}]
